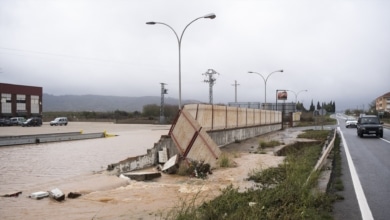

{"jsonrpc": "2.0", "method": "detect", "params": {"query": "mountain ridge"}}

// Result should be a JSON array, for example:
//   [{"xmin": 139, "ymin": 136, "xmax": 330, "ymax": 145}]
[{"xmin": 42, "ymin": 93, "xmax": 200, "ymax": 112}]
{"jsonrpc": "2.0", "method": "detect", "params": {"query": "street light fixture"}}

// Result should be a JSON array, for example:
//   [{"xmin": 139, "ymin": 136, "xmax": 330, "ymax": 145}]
[
  {"xmin": 146, "ymin": 13, "xmax": 216, "ymax": 109},
  {"xmin": 287, "ymin": 89, "xmax": 308, "ymax": 111},
  {"xmin": 248, "ymin": 69, "xmax": 283, "ymax": 106}
]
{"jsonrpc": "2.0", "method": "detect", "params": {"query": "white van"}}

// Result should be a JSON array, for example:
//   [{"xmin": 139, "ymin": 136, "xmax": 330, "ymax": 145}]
[
  {"xmin": 50, "ymin": 117, "xmax": 68, "ymax": 126},
  {"xmin": 10, "ymin": 117, "xmax": 26, "ymax": 126}
]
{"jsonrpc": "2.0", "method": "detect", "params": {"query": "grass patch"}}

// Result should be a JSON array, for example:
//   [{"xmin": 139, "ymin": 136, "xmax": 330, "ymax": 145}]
[
  {"xmin": 297, "ymin": 112, "xmax": 337, "ymax": 127},
  {"xmin": 218, "ymin": 153, "xmax": 236, "ymax": 168},
  {"xmin": 259, "ymin": 140, "xmax": 281, "ymax": 148},
  {"xmin": 165, "ymin": 130, "xmax": 337, "ymax": 219},
  {"xmin": 257, "ymin": 140, "xmax": 282, "ymax": 154},
  {"xmin": 298, "ymin": 129, "xmax": 330, "ymax": 140},
  {"xmin": 327, "ymin": 134, "xmax": 345, "ymax": 201}
]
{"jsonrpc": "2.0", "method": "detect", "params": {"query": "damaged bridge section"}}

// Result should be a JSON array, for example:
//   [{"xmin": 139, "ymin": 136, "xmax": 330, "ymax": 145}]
[
  {"xmin": 108, "ymin": 104, "xmax": 292, "ymax": 174},
  {"xmin": 169, "ymin": 107, "xmax": 221, "ymax": 168}
]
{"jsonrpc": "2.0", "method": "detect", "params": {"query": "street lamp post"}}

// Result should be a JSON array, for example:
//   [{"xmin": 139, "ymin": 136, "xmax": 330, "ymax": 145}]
[
  {"xmin": 287, "ymin": 89, "xmax": 308, "ymax": 111},
  {"xmin": 248, "ymin": 69, "xmax": 283, "ymax": 108},
  {"xmin": 146, "ymin": 13, "xmax": 216, "ymax": 110}
]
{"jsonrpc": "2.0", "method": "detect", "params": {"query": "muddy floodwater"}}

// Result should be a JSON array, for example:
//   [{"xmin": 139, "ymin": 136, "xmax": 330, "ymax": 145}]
[
  {"xmin": 0, "ymin": 122, "xmax": 171, "ymax": 219},
  {"xmin": 0, "ymin": 122, "xmax": 286, "ymax": 219}
]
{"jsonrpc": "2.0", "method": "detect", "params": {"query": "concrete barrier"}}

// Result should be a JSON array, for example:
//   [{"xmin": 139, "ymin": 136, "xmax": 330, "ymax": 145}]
[{"xmin": 0, "ymin": 132, "xmax": 105, "ymax": 146}]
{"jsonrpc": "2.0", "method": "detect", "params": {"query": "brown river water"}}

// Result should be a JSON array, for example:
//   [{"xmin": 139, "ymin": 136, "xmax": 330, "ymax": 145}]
[{"xmin": 0, "ymin": 122, "xmax": 171, "ymax": 219}]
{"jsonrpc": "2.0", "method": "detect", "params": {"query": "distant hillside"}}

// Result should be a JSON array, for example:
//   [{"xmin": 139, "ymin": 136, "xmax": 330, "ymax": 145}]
[{"xmin": 42, "ymin": 93, "xmax": 199, "ymax": 112}]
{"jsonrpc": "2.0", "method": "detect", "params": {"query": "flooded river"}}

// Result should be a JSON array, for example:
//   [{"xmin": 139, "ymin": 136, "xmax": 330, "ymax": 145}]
[{"xmin": 0, "ymin": 122, "xmax": 171, "ymax": 219}]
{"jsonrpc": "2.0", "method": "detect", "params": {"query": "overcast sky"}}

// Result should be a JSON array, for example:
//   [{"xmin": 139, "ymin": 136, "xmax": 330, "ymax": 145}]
[{"xmin": 1, "ymin": 0, "xmax": 389, "ymax": 111}]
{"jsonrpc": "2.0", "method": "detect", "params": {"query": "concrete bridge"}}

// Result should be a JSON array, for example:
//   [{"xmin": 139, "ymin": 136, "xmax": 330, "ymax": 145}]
[{"xmin": 108, "ymin": 104, "xmax": 301, "ymax": 174}]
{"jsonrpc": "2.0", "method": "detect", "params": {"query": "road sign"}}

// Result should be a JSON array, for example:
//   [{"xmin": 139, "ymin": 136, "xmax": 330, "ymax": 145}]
[{"xmin": 319, "ymin": 109, "xmax": 327, "ymax": 116}]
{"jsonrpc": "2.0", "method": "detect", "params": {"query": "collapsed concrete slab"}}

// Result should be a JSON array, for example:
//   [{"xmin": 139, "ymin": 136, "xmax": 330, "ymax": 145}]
[
  {"xmin": 169, "ymin": 108, "xmax": 221, "ymax": 169},
  {"xmin": 161, "ymin": 154, "xmax": 178, "ymax": 174},
  {"xmin": 123, "ymin": 171, "xmax": 162, "ymax": 181}
]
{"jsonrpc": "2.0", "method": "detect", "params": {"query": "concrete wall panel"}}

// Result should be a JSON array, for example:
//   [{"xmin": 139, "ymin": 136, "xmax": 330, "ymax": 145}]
[
  {"xmin": 185, "ymin": 128, "xmax": 221, "ymax": 168},
  {"xmin": 237, "ymin": 107, "xmax": 247, "ymax": 127},
  {"xmin": 170, "ymin": 109, "xmax": 201, "ymax": 154},
  {"xmin": 188, "ymin": 104, "xmax": 212, "ymax": 130},
  {"xmin": 170, "ymin": 108, "xmax": 222, "ymax": 168},
  {"xmin": 212, "ymin": 105, "xmax": 227, "ymax": 130},
  {"xmin": 226, "ymin": 107, "xmax": 238, "ymax": 129}
]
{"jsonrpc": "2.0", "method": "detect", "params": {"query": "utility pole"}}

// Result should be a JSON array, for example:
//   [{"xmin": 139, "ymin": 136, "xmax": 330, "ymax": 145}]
[
  {"xmin": 231, "ymin": 80, "xmax": 240, "ymax": 102},
  {"xmin": 203, "ymin": 69, "xmax": 219, "ymax": 104},
  {"xmin": 160, "ymin": 83, "xmax": 168, "ymax": 124}
]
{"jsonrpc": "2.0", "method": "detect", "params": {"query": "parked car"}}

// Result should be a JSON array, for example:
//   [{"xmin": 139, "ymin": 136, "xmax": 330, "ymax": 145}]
[
  {"xmin": 22, "ymin": 117, "xmax": 42, "ymax": 127},
  {"xmin": 345, "ymin": 118, "xmax": 358, "ymax": 128},
  {"xmin": 10, "ymin": 117, "xmax": 26, "ymax": 126},
  {"xmin": 356, "ymin": 115, "xmax": 383, "ymax": 138},
  {"xmin": 0, "ymin": 118, "xmax": 12, "ymax": 126},
  {"xmin": 50, "ymin": 117, "xmax": 68, "ymax": 126}
]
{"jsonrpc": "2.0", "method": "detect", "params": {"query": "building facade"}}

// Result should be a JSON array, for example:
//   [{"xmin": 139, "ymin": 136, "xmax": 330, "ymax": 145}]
[
  {"xmin": 376, "ymin": 92, "xmax": 390, "ymax": 113},
  {"xmin": 0, "ymin": 83, "xmax": 42, "ymax": 118}
]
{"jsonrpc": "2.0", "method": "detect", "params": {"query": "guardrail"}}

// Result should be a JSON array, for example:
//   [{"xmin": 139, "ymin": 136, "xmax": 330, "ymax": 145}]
[
  {"xmin": 306, "ymin": 129, "xmax": 337, "ymax": 184},
  {"xmin": 313, "ymin": 129, "xmax": 337, "ymax": 172}
]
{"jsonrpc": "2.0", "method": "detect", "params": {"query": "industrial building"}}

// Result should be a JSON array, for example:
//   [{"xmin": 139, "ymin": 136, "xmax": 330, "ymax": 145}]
[{"xmin": 0, "ymin": 83, "xmax": 42, "ymax": 118}]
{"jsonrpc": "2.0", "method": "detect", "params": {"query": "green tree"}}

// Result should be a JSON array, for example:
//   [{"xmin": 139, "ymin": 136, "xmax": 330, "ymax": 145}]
[
  {"xmin": 309, "ymin": 100, "xmax": 315, "ymax": 111},
  {"xmin": 142, "ymin": 104, "xmax": 160, "ymax": 118},
  {"xmin": 114, "ymin": 110, "xmax": 128, "ymax": 121},
  {"xmin": 82, "ymin": 111, "xmax": 96, "ymax": 119},
  {"xmin": 333, "ymin": 101, "xmax": 336, "ymax": 112},
  {"xmin": 317, "ymin": 101, "xmax": 321, "ymax": 110},
  {"xmin": 164, "ymin": 104, "xmax": 179, "ymax": 119},
  {"xmin": 296, "ymin": 101, "xmax": 307, "ymax": 112},
  {"xmin": 368, "ymin": 100, "xmax": 377, "ymax": 114}
]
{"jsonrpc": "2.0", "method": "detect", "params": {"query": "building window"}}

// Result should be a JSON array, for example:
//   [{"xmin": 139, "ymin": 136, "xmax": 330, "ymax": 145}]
[
  {"xmin": 1, "ymin": 93, "xmax": 12, "ymax": 113},
  {"xmin": 16, "ymin": 94, "xmax": 26, "ymax": 111},
  {"xmin": 31, "ymin": 95, "xmax": 40, "ymax": 114}
]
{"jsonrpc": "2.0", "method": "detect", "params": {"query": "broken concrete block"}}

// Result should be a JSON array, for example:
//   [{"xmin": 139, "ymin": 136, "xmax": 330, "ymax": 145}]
[{"xmin": 123, "ymin": 172, "xmax": 161, "ymax": 181}]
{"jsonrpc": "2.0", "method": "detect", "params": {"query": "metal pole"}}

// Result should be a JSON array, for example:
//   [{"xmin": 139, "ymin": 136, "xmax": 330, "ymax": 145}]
[
  {"xmin": 248, "ymin": 69, "xmax": 283, "ymax": 109},
  {"xmin": 231, "ymin": 80, "xmax": 240, "ymax": 103},
  {"xmin": 286, "ymin": 89, "xmax": 307, "ymax": 112},
  {"xmin": 160, "ymin": 83, "xmax": 167, "ymax": 124},
  {"xmin": 147, "ymin": 13, "xmax": 216, "ymax": 110}
]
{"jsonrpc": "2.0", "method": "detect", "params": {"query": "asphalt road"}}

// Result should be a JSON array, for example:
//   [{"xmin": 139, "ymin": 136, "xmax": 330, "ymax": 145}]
[{"xmin": 333, "ymin": 114, "xmax": 390, "ymax": 220}]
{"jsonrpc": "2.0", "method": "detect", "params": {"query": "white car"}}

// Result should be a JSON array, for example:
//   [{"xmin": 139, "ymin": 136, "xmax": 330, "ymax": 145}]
[
  {"xmin": 345, "ymin": 118, "xmax": 357, "ymax": 128},
  {"xmin": 50, "ymin": 117, "xmax": 68, "ymax": 126}
]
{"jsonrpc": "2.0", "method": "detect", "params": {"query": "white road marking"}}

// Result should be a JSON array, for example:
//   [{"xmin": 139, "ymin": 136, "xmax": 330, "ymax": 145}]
[
  {"xmin": 380, "ymin": 138, "xmax": 390, "ymax": 144},
  {"xmin": 337, "ymin": 127, "xmax": 374, "ymax": 220}
]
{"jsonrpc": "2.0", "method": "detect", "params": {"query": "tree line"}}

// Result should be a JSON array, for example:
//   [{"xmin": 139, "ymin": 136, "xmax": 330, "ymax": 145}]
[
  {"xmin": 43, "ymin": 104, "xmax": 179, "ymax": 124},
  {"xmin": 296, "ymin": 100, "xmax": 336, "ymax": 113}
]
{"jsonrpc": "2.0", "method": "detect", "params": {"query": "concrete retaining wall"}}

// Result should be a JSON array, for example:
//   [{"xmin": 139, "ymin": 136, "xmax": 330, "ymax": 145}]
[
  {"xmin": 208, "ymin": 124, "xmax": 282, "ymax": 146},
  {"xmin": 185, "ymin": 104, "xmax": 282, "ymax": 130}
]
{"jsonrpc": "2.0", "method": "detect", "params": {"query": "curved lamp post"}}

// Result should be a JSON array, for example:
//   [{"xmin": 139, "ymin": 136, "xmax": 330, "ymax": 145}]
[
  {"xmin": 248, "ymin": 69, "xmax": 283, "ymax": 105},
  {"xmin": 287, "ymin": 89, "xmax": 308, "ymax": 111},
  {"xmin": 146, "ymin": 13, "xmax": 216, "ymax": 109}
]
